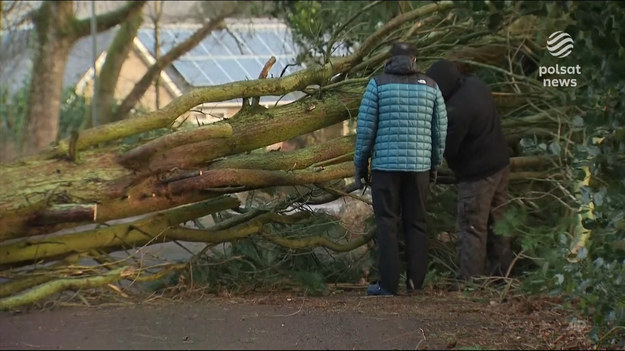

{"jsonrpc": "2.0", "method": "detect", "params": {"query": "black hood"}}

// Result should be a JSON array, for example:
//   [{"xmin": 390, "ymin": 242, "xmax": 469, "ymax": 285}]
[
  {"xmin": 384, "ymin": 55, "xmax": 418, "ymax": 75},
  {"xmin": 425, "ymin": 60, "xmax": 462, "ymax": 101}
]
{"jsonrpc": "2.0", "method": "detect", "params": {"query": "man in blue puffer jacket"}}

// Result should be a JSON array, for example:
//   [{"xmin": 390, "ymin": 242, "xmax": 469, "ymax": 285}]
[{"xmin": 354, "ymin": 42, "xmax": 448, "ymax": 296}]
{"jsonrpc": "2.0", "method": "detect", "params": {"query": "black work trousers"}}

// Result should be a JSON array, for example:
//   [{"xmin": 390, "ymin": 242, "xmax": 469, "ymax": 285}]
[
  {"xmin": 370, "ymin": 170, "xmax": 430, "ymax": 294},
  {"xmin": 456, "ymin": 165, "xmax": 512, "ymax": 280}
]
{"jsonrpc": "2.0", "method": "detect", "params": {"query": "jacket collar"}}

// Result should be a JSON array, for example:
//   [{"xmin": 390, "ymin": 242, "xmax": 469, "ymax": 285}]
[{"xmin": 384, "ymin": 55, "xmax": 418, "ymax": 75}]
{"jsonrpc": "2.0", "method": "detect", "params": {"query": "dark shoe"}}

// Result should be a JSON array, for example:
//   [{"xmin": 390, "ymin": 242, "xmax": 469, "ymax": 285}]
[{"xmin": 366, "ymin": 283, "xmax": 394, "ymax": 296}]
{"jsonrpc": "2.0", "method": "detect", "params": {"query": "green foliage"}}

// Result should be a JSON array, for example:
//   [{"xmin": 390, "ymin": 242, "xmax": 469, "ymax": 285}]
[
  {"xmin": 498, "ymin": 1, "xmax": 625, "ymax": 345},
  {"xmin": 424, "ymin": 184, "xmax": 460, "ymax": 282},
  {"xmin": 0, "ymin": 84, "xmax": 89, "ymax": 149},
  {"xmin": 58, "ymin": 88, "xmax": 89, "ymax": 139},
  {"xmin": 558, "ymin": 1, "xmax": 625, "ymax": 344},
  {"xmin": 173, "ymin": 212, "xmax": 372, "ymax": 296},
  {"xmin": 0, "ymin": 83, "xmax": 29, "ymax": 146},
  {"xmin": 271, "ymin": 1, "xmax": 403, "ymax": 63}
]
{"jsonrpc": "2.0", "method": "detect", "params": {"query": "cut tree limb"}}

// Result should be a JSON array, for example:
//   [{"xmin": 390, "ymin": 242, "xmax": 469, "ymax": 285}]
[
  {"xmin": 0, "ymin": 196, "xmax": 240, "ymax": 267},
  {"xmin": 30, "ymin": 203, "xmax": 98, "ymax": 226}
]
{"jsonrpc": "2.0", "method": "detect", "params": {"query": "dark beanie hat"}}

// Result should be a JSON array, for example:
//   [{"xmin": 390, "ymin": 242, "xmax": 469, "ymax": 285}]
[
  {"xmin": 425, "ymin": 59, "xmax": 462, "ymax": 101},
  {"xmin": 390, "ymin": 42, "xmax": 417, "ymax": 57}
]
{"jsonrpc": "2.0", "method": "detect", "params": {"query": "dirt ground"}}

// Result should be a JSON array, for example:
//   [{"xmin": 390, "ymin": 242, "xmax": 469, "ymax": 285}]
[{"xmin": 0, "ymin": 286, "xmax": 594, "ymax": 350}]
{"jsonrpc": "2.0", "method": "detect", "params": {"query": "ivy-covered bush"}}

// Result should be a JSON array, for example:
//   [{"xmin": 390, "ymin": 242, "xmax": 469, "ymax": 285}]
[{"xmin": 515, "ymin": 1, "xmax": 625, "ymax": 345}]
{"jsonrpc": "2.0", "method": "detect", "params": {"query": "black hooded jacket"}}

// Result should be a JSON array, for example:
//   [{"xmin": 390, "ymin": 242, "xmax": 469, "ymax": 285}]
[{"xmin": 426, "ymin": 60, "xmax": 509, "ymax": 182}]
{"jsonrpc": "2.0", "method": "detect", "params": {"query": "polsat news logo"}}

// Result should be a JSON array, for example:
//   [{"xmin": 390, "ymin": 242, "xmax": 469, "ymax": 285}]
[{"xmin": 539, "ymin": 31, "xmax": 581, "ymax": 87}]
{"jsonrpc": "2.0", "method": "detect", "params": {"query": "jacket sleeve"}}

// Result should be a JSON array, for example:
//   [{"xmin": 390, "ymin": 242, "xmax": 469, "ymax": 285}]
[
  {"xmin": 442, "ymin": 98, "xmax": 467, "ymax": 162},
  {"xmin": 430, "ymin": 86, "xmax": 448, "ymax": 168},
  {"xmin": 354, "ymin": 79, "xmax": 379, "ymax": 172}
]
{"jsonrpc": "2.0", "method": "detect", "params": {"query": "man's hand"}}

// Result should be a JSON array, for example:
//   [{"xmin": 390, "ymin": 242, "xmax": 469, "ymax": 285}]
[
  {"xmin": 429, "ymin": 168, "xmax": 438, "ymax": 185},
  {"xmin": 354, "ymin": 176, "xmax": 363, "ymax": 190},
  {"xmin": 354, "ymin": 167, "xmax": 368, "ymax": 190}
]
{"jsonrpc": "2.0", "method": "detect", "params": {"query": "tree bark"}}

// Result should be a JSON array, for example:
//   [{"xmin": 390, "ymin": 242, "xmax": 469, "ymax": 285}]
[
  {"xmin": 0, "ymin": 1, "xmax": 3, "ymax": 45},
  {"xmin": 0, "ymin": 88, "xmax": 360, "ymax": 240},
  {"xmin": 71, "ymin": 1, "xmax": 147, "ymax": 37},
  {"xmin": 21, "ymin": 1, "xmax": 147, "ymax": 156},
  {"xmin": 90, "ymin": 5, "xmax": 145, "ymax": 126},
  {"xmin": 21, "ymin": 1, "xmax": 75, "ymax": 155},
  {"xmin": 153, "ymin": 0, "xmax": 163, "ymax": 110}
]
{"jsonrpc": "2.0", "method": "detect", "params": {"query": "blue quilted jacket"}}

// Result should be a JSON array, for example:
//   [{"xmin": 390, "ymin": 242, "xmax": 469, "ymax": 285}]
[{"xmin": 354, "ymin": 56, "xmax": 448, "ymax": 174}]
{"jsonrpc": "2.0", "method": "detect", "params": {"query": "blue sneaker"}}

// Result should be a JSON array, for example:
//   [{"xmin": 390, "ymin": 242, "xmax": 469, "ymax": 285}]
[{"xmin": 366, "ymin": 282, "xmax": 395, "ymax": 296}]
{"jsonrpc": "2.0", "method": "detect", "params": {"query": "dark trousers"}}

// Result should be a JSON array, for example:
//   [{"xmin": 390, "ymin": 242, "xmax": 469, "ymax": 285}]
[
  {"xmin": 456, "ymin": 165, "xmax": 512, "ymax": 280},
  {"xmin": 370, "ymin": 170, "xmax": 430, "ymax": 294}
]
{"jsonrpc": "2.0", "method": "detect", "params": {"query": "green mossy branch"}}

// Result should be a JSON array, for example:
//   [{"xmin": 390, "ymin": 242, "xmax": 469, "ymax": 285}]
[
  {"xmin": 47, "ymin": 1, "xmax": 454, "ymax": 158},
  {"xmin": 0, "ymin": 196, "xmax": 240, "ymax": 267},
  {"xmin": 0, "ymin": 266, "xmax": 134, "ymax": 311}
]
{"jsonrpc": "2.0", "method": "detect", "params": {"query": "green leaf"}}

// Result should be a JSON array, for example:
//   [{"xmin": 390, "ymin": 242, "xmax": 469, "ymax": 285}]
[
  {"xmin": 577, "ymin": 247, "xmax": 588, "ymax": 260},
  {"xmin": 593, "ymin": 191, "xmax": 604, "ymax": 206},
  {"xmin": 549, "ymin": 141, "xmax": 562, "ymax": 155},
  {"xmin": 573, "ymin": 116, "xmax": 585, "ymax": 127},
  {"xmin": 593, "ymin": 257, "xmax": 605, "ymax": 268}
]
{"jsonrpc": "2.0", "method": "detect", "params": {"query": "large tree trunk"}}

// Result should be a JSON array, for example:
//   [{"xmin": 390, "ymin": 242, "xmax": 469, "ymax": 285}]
[
  {"xmin": 20, "ymin": 1, "xmax": 147, "ymax": 156},
  {"xmin": 89, "ymin": 6, "xmax": 145, "ymax": 126},
  {"xmin": 0, "ymin": 87, "xmax": 362, "ymax": 241},
  {"xmin": 21, "ymin": 2, "xmax": 75, "ymax": 155}
]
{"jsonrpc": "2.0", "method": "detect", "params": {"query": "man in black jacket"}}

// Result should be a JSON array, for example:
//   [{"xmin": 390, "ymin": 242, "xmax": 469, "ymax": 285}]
[{"xmin": 426, "ymin": 59, "xmax": 512, "ymax": 282}]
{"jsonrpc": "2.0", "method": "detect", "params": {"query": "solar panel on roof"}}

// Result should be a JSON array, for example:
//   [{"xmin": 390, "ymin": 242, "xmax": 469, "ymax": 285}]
[
  {"xmin": 159, "ymin": 30, "xmax": 187, "ymax": 54},
  {"xmin": 271, "ymin": 61, "xmax": 300, "ymax": 79},
  {"xmin": 198, "ymin": 35, "xmax": 220, "ymax": 54},
  {"xmin": 260, "ymin": 32, "xmax": 293, "ymax": 55},
  {"xmin": 184, "ymin": 43, "xmax": 209, "ymax": 58},
  {"xmin": 137, "ymin": 32, "xmax": 155, "ymax": 54},
  {"xmin": 135, "ymin": 20, "xmax": 342, "ymax": 96},
  {"xmin": 213, "ymin": 31, "xmax": 247, "ymax": 56},
  {"xmin": 173, "ymin": 60, "xmax": 212, "ymax": 85},
  {"xmin": 236, "ymin": 32, "xmax": 273, "ymax": 56},
  {"xmin": 233, "ymin": 57, "xmax": 265, "ymax": 79},
  {"xmin": 202, "ymin": 58, "xmax": 236, "ymax": 85}
]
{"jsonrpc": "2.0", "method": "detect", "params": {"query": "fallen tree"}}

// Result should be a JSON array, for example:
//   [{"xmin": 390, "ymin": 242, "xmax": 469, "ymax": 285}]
[{"xmin": 0, "ymin": 1, "xmax": 574, "ymax": 309}]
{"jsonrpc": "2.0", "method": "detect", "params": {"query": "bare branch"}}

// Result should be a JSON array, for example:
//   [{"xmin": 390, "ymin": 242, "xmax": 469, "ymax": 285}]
[
  {"xmin": 71, "ymin": 1, "xmax": 147, "ymax": 39},
  {"xmin": 251, "ymin": 56, "xmax": 277, "ymax": 107},
  {"xmin": 115, "ymin": 14, "xmax": 233, "ymax": 120}
]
